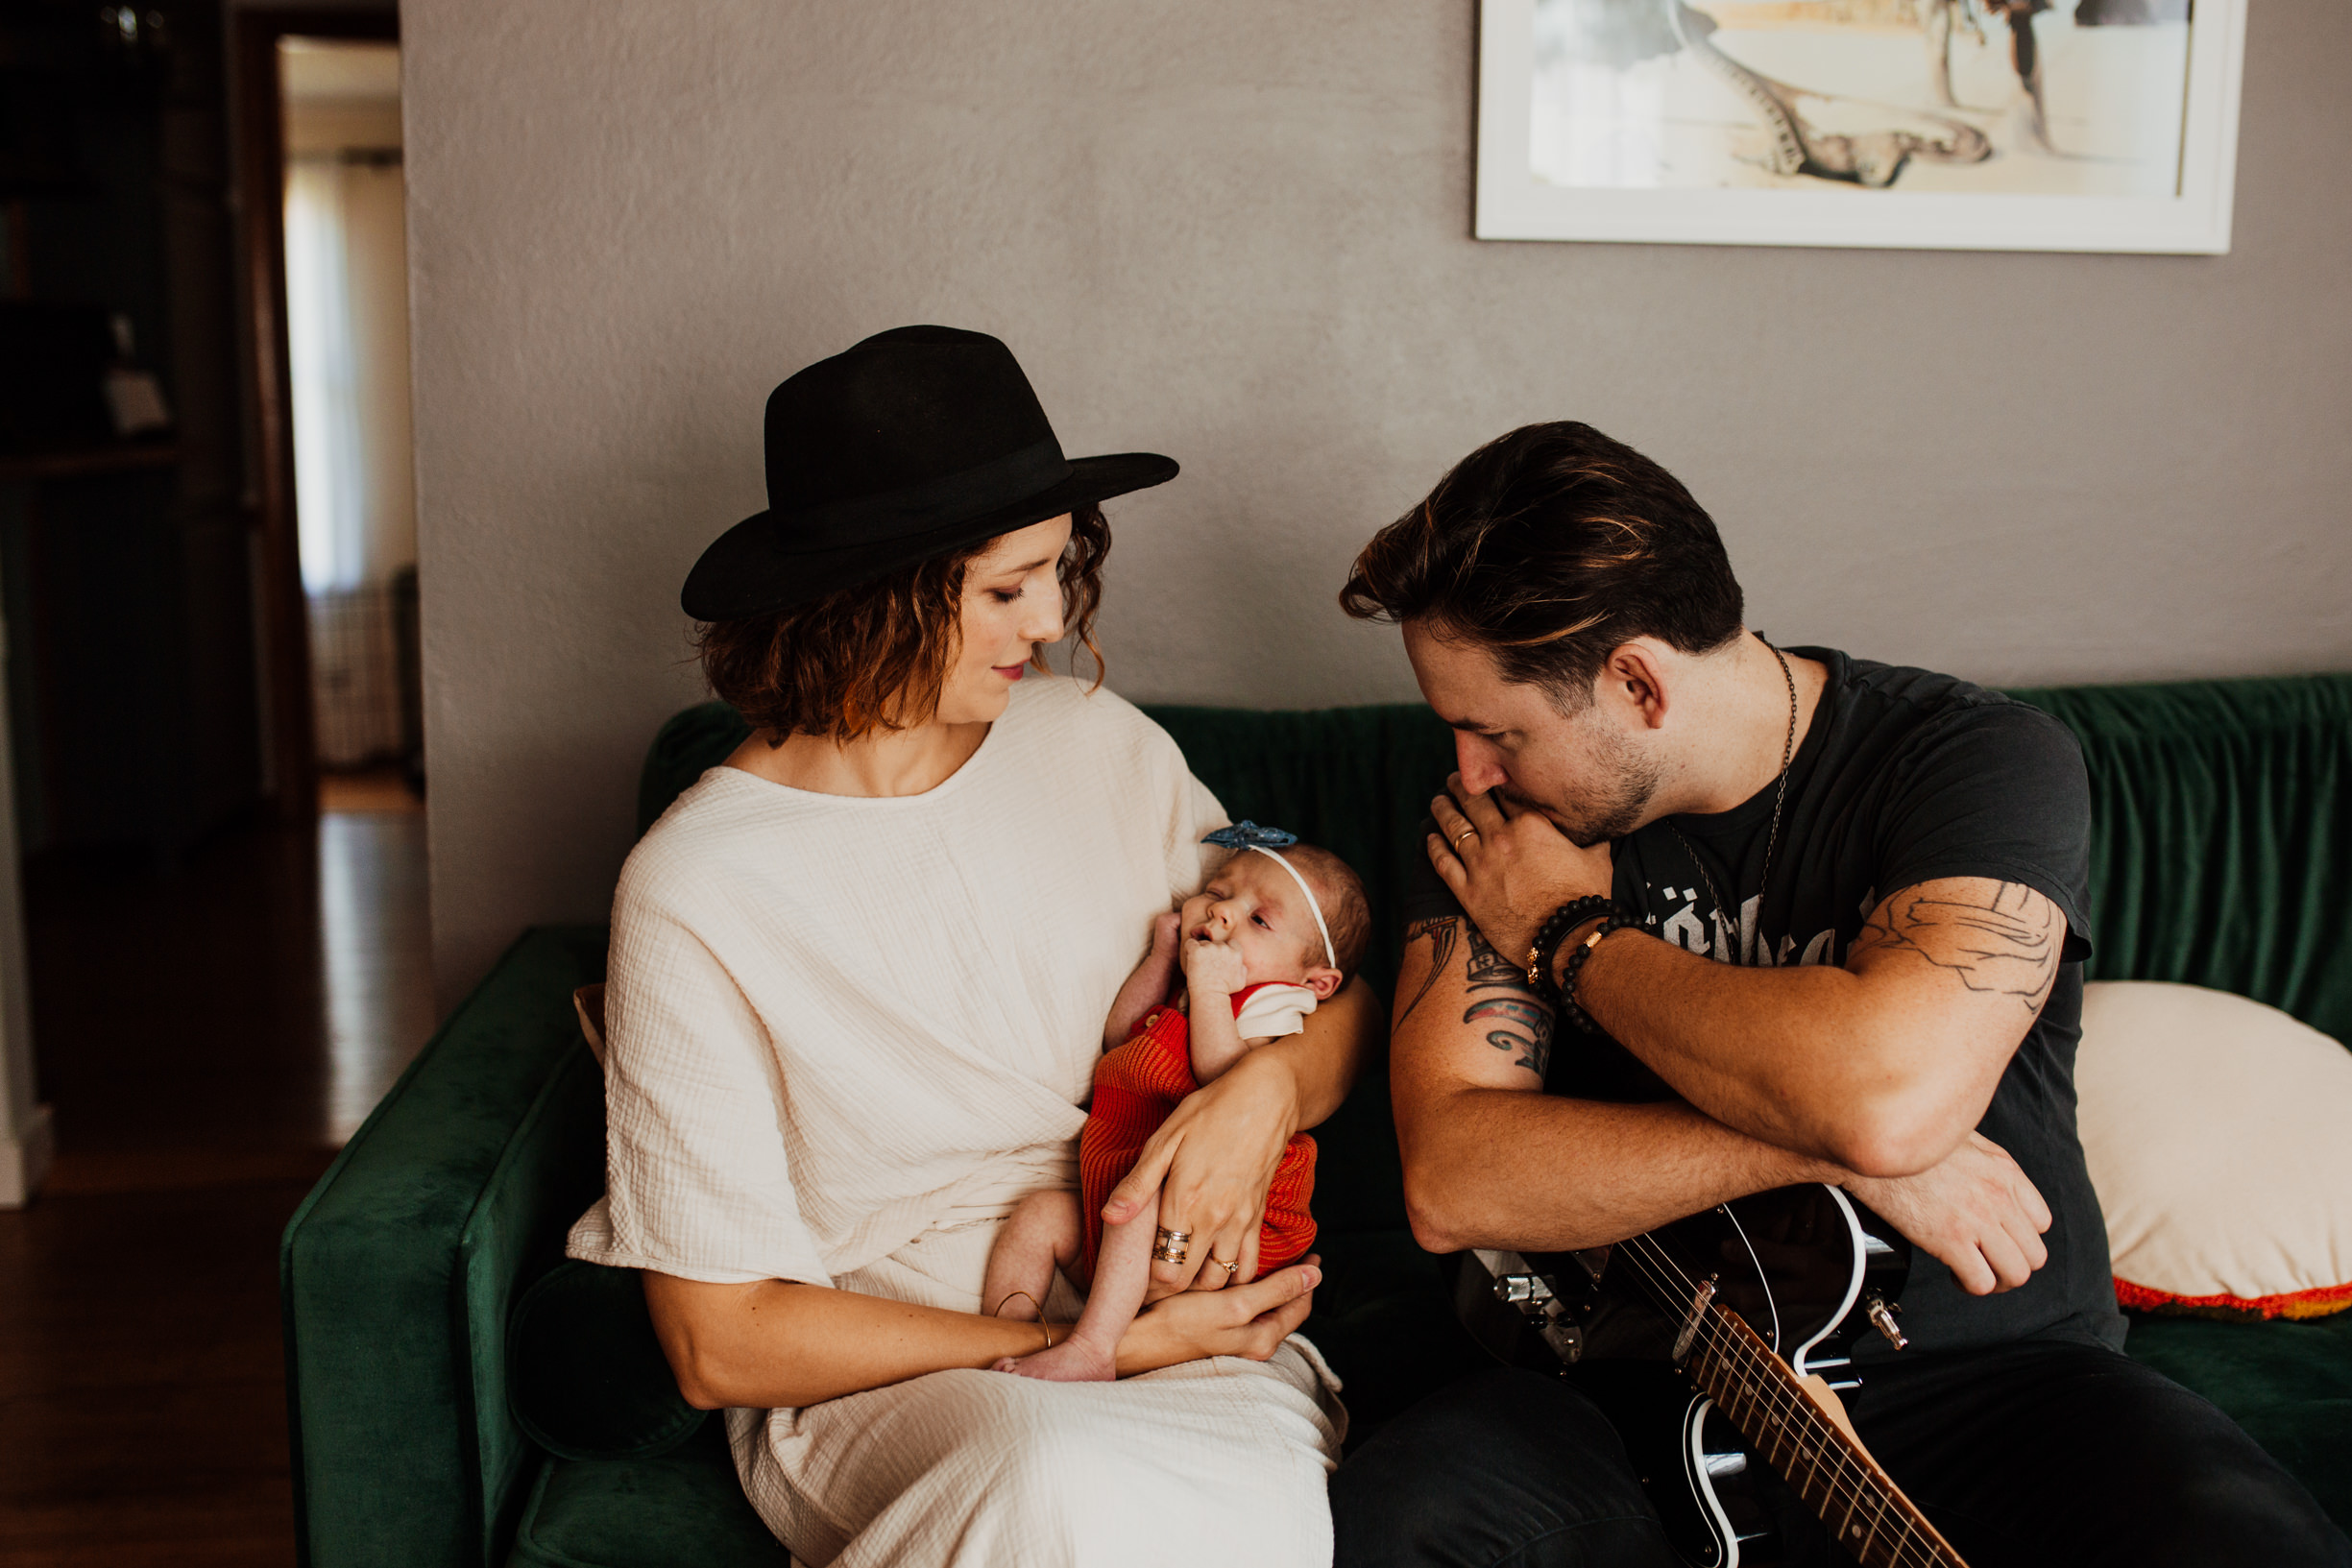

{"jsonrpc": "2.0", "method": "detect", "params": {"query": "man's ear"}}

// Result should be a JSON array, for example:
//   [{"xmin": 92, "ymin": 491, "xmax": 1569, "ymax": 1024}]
[
  {"xmin": 1602, "ymin": 640, "xmax": 1673, "ymax": 731},
  {"xmin": 1303, "ymin": 966, "xmax": 1344, "ymax": 1001}
]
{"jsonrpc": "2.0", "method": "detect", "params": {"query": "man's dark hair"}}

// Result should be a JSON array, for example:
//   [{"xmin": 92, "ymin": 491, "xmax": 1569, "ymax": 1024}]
[{"xmin": 1339, "ymin": 422, "xmax": 1745, "ymax": 705}]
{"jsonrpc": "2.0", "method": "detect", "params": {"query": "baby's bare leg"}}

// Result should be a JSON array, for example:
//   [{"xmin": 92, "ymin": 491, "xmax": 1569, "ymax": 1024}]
[
  {"xmin": 982, "ymin": 1189, "xmax": 1081, "ymax": 1323},
  {"xmin": 996, "ymin": 1188, "xmax": 1156, "ymax": 1382}
]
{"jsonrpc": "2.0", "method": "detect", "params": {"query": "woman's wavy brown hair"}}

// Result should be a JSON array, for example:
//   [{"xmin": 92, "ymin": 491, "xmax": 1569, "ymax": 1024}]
[{"xmin": 696, "ymin": 503, "xmax": 1111, "ymax": 744}]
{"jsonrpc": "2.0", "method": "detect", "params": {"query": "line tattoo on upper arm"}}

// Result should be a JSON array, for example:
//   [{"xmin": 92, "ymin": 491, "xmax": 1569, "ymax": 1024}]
[
  {"xmin": 1855, "ymin": 881, "xmax": 2062, "ymax": 1016},
  {"xmin": 1399, "ymin": 916, "xmax": 1459, "ymax": 1025},
  {"xmin": 1464, "ymin": 923, "xmax": 1555, "ymax": 1078}
]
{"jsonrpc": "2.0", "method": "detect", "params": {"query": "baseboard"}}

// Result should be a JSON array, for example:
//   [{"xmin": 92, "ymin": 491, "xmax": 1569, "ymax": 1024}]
[{"xmin": 0, "ymin": 1102, "xmax": 54, "ymax": 1208}]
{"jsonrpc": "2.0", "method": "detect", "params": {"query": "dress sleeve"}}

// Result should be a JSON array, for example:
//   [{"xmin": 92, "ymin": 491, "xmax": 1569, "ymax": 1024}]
[
  {"xmin": 1875, "ymin": 700, "xmax": 2096, "ymax": 962},
  {"xmin": 566, "ymin": 885, "xmax": 834, "ymax": 1288}
]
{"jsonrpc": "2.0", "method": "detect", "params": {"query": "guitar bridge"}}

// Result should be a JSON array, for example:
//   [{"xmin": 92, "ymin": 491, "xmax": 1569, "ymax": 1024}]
[
  {"xmin": 1491, "ymin": 1270, "xmax": 1584, "ymax": 1363},
  {"xmin": 1493, "ymin": 1272, "xmax": 1554, "ymax": 1307}
]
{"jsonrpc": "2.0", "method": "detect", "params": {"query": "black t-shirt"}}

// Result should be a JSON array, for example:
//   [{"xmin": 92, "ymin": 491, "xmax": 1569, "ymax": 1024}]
[{"xmin": 1401, "ymin": 647, "xmax": 2124, "ymax": 1358}]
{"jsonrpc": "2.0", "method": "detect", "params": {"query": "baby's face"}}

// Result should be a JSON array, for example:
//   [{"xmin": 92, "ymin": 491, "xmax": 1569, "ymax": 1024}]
[{"xmin": 1179, "ymin": 851, "xmax": 1339, "ymax": 999}]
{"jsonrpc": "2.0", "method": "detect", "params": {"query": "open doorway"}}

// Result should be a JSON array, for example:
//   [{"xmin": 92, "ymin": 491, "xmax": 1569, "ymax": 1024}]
[
  {"xmin": 279, "ymin": 35, "xmax": 423, "ymax": 809},
  {"xmin": 271, "ymin": 32, "xmax": 430, "ymax": 1137}
]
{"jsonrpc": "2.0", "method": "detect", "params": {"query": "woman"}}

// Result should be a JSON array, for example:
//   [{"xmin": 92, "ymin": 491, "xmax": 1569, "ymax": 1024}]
[{"xmin": 566, "ymin": 326, "xmax": 1375, "ymax": 1565}]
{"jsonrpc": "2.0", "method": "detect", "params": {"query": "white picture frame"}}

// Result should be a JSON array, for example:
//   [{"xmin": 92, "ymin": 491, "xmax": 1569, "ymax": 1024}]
[{"xmin": 1474, "ymin": 0, "xmax": 2246, "ymax": 253}]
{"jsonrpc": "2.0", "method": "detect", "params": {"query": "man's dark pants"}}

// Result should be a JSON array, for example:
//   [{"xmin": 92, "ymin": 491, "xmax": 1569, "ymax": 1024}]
[{"xmin": 1330, "ymin": 1339, "xmax": 2351, "ymax": 1568}]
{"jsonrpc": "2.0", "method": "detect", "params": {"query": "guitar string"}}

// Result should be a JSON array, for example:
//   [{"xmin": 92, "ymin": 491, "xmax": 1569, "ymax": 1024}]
[
  {"xmin": 1600, "ymin": 1236, "xmax": 1949, "ymax": 1568},
  {"xmin": 1602, "ymin": 1241, "xmax": 1941, "ymax": 1568},
  {"xmin": 1604, "ymin": 1237, "xmax": 1944, "ymax": 1568}
]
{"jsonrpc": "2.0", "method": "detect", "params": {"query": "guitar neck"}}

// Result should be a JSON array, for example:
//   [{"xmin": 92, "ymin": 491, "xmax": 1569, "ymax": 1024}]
[{"xmin": 1686, "ymin": 1307, "xmax": 1968, "ymax": 1568}]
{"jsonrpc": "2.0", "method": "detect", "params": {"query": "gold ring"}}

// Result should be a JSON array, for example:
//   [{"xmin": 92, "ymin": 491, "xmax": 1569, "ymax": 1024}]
[
  {"xmin": 1213, "ymin": 1258, "xmax": 1239, "ymax": 1276},
  {"xmin": 1452, "ymin": 827, "xmax": 1479, "ymax": 850},
  {"xmin": 1152, "ymin": 1226, "xmax": 1191, "ymax": 1265}
]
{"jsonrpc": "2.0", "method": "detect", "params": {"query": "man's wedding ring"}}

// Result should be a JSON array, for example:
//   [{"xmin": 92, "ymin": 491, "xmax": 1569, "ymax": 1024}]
[
  {"xmin": 1152, "ymin": 1227, "xmax": 1191, "ymax": 1265},
  {"xmin": 1452, "ymin": 826, "xmax": 1479, "ymax": 850}
]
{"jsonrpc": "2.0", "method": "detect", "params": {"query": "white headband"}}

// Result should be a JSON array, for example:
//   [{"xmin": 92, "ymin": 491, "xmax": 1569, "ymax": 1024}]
[{"xmin": 1247, "ymin": 845, "xmax": 1337, "ymax": 971}]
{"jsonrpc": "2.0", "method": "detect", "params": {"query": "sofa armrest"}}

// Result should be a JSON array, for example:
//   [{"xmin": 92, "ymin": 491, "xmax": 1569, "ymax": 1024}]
[{"xmin": 280, "ymin": 925, "xmax": 610, "ymax": 1568}]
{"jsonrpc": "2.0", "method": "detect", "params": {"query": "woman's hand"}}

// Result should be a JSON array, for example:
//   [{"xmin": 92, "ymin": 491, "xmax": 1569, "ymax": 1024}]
[
  {"xmin": 1429, "ymin": 773, "xmax": 1613, "ymax": 960},
  {"xmin": 1114, "ymin": 1255, "xmax": 1321, "ymax": 1376},
  {"xmin": 1103, "ymin": 1046, "xmax": 1300, "ymax": 1294}
]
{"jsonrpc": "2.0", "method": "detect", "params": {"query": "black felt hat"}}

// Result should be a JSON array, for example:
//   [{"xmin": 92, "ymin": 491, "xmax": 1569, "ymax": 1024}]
[{"xmin": 682, "ymin": 326, "xmax": 1178, "ymax": 620}]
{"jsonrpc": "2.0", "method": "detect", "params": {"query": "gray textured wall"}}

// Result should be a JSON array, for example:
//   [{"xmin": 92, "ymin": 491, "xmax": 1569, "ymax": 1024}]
[{"xmin": 404, "ymin": 0, "xmax": 2352, "ymax": 1009}]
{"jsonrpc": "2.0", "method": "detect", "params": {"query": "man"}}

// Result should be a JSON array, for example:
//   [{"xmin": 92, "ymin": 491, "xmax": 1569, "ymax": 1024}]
[{"xmin": 1327, "ymin": 422, "xmax": 2348, "ymax": 1567}]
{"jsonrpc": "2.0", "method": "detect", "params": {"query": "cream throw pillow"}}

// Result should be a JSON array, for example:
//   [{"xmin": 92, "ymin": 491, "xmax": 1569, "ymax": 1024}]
[{"xmin": 2077, "ymin": 980, "xmax": 2352, "ymax": 1318}]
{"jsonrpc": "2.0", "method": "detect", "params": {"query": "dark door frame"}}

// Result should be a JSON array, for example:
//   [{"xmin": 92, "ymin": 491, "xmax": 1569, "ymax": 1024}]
[{"xmin": 231, "ymin": 6, "xmax": 399, "ymax": 822}]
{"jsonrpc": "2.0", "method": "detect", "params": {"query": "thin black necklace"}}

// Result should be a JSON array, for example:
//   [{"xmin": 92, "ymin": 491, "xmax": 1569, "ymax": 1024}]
[{"xmin": 1666, "ymin": 637, "xmax": 1797, "ymax": 966}]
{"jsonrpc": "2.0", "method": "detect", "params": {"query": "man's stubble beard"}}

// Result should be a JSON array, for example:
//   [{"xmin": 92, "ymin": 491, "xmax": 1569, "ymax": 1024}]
[{"xmin": 1524, "ymin": 718, "xmax": 1663, "ymax": 849}]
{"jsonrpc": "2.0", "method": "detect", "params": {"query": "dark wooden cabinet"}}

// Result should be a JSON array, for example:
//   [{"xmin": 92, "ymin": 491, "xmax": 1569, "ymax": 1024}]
[
  {"xmin": 0, "ymin": 454, "xmax": 262, "ymax": 858},
  {"xmin": 1, "ymin": 3, "xmax": 268, "ymax": 859}
]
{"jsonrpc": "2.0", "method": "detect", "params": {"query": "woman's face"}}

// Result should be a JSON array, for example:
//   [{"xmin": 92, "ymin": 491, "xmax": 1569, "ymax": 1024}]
[{"xmin": 934, "ymin": 514, "xmax": 1075, "ymax": 727}]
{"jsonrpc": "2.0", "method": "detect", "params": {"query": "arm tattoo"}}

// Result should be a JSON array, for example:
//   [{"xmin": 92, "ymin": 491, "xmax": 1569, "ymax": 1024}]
[
  {"xmin": 1399, "ymin": 916, "xmax": 1459, "ymax": 1025},
  {"xmin": 1465, "ymin": 924, "xmax": 1555, "ymax": 1078},
  {"xmin": 1856, "ymin": 881, "xmax": 2061, "ymax": 1016}
]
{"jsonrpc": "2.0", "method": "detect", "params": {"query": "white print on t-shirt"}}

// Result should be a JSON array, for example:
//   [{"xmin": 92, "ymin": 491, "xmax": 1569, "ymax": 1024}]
[{"xmin": 1651, "ymin": 884, "xmax": 1837, "ymax": 970}]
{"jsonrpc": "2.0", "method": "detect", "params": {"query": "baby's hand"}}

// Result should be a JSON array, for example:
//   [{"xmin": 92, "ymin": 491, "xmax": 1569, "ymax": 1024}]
[{"xmin": 1181, "ymin": 935, "xmax": 1249, "ymax": 999}]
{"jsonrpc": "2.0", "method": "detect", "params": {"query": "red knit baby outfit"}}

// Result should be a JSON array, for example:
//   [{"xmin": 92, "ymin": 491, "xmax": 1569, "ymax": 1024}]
[{"xmin": 1079, "ymin": 984, "xmax": 1318, "ymax": 1281}]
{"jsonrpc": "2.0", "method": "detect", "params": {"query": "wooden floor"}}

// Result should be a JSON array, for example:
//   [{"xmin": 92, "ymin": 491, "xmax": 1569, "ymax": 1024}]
[{"xmin": 0, "ymin": 785, "xmax": 431, "ymax": 1567}]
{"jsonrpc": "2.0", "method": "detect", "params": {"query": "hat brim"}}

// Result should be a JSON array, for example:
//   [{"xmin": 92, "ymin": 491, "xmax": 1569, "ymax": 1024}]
[{"xmin": 682, "ymin": 450, "xmax": 1177, "ymax": 621}]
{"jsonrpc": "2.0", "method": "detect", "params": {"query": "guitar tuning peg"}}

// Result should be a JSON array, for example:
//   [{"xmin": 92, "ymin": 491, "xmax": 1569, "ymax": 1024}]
[{"xmin": 1866, "ymin": 1294, "xmax": 1908, "ymax": 1351}]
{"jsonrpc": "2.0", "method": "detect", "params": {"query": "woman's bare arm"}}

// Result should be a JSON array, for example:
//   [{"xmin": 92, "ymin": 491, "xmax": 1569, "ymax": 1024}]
[{"xmin": 643, "ymin": 1260, "xmax": 1321, "ymax": 1410}]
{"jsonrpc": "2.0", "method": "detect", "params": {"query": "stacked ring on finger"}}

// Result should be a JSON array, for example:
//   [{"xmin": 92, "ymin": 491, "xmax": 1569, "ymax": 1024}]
[{"xmin": 1152, "ymin": 1226, "xmax": 1191, "ymax": 1265}]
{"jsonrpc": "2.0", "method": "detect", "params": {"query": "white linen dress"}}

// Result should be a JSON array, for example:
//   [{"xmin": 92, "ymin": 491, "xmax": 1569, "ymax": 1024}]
[{"xmin": 567, "ymin": 674, "xmax": 1346, "ymax": 1567}]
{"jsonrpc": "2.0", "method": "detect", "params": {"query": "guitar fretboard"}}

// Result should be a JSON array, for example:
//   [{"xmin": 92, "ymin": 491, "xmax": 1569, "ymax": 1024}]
[{"xmin": 1684, "ymin": 1299, "xmax": 1967, "ymax": 1568}]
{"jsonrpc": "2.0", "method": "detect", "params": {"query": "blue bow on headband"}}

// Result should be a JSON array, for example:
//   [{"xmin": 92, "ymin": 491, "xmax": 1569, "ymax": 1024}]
[{"xmin": 1202, "ymin": 820, "xmax": 1298, "ymax": 850}]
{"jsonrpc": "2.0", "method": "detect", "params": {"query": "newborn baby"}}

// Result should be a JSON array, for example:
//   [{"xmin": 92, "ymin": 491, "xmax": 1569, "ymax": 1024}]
[{"xmin": 983, "ymin": 822, "xmax": 1370, "ymax": 1382}]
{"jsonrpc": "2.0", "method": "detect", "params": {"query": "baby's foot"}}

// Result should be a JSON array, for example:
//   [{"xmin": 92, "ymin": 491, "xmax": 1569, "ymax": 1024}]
[{"xmin": 990, "ymin": 1336, "xmax": 1118, "ymax": 1383}]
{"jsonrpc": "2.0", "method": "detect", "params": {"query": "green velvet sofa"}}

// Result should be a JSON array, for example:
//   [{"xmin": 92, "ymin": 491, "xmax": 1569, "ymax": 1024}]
[{"xmin": 280, "ymin": 673, "xmax": 2352, "ymax": 1567}]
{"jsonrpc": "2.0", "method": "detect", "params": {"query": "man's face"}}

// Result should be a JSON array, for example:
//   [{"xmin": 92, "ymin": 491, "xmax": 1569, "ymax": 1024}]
[{"xmin": 1402, "ymin": 619, "xmax": 1662, "ymax": 848}]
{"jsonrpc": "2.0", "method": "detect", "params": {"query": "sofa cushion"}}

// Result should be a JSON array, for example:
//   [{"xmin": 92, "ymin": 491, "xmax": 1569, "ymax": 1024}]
[
  {"xmin": 507, "ymin": 1419, "xmax": 788, "ymax": 1568},
  {"xmin": 2124, "ymin": 1310, "xmax": 2352, "ymax": 1526},
  {"xmin": 508, "ymin": 1260, "xmax": 708, "ymax": 1461},
  {"xmin": 2078, "ymin": 981, "xmax": 2352, "ymax": 1319}
]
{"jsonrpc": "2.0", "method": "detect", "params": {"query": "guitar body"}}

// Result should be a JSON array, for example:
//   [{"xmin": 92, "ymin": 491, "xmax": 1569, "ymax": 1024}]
[{"xmin": 1449, "ymin": 1185, "xmax": 1914, "ymax": 1568}]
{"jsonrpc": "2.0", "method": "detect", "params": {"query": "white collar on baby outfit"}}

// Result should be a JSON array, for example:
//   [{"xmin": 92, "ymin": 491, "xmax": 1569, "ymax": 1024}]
[{"xmin": 1233, "ymin": 981, "xmax": 1319, "ymax": 1041}]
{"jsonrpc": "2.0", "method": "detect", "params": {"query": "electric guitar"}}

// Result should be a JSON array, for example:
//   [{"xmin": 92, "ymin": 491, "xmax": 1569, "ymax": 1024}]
[{"xmin": 1448, "ymin": 1184, "xmax": 1968, "ymax": 1568}]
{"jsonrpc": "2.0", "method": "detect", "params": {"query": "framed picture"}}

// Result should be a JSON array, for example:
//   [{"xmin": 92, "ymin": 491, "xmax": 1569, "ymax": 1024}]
[{"xmin": 1474, "ymin": 0, "xmax": 2245, "ymax": 253}]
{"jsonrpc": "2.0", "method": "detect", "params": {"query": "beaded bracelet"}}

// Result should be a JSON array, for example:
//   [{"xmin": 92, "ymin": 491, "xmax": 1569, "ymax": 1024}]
[
  {"xmin": 1525, "ymin": 897, "xmax": 1618, "ymax": 1004},
  {"xmin": 1556, "ymin": 909, "xmax": 1637, "ymax": 1035}
]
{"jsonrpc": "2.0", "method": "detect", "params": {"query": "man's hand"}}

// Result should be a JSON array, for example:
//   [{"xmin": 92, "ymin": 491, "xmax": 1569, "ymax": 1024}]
[
  {"xmin": 1180, "ymin": 933, "xmax": 1249, "ymax": 1000},
  {"xmin": 1428, "ymin": 774, "xmax": 1614, "ymax": 960},
  {"xmin": 1844, "ymin": 1131, "xmax": 2051, "ymax": 1295}
]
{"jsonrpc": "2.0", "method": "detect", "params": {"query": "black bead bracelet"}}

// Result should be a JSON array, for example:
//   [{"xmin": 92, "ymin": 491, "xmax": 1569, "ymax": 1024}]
[
  {"xmin": 1556, "ymin": 908, "xmax": 1637, "ymax": 1034},
  {"xmin": 1525, "ymin": 897, "xmax": 1618, "ymax": 1005}
]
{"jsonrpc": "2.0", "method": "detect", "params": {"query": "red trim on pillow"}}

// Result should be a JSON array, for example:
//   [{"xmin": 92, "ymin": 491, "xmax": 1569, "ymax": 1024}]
[{"xmin": 2115, "ymin": 1275, "xmax": 2352, "ymax": 1321}]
